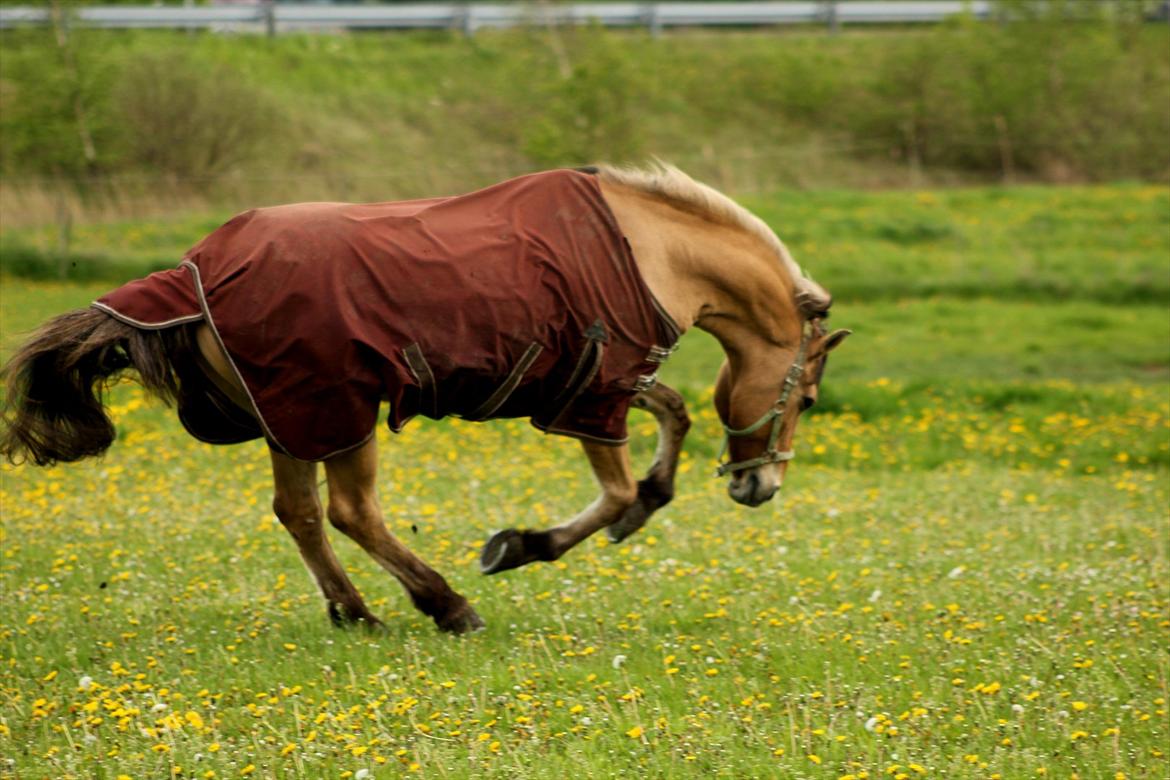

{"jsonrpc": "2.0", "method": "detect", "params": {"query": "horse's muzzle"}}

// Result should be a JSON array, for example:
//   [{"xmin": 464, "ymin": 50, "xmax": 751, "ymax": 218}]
[{"xmin": 728, "ymin": 471, "xmax": 778, "ymax": 507}]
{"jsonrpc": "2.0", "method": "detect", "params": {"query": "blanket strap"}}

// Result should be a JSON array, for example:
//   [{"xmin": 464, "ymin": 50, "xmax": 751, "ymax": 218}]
[
  {"xmin": 468, "ymin": 341, "xmax": 544, "ymax": 420},
  {"xmin": 403, "ymin": 343, "xmax": 438, "ymax": 418},
  {"xmin": 542, "ymin": 319, "xmax": 608, "ymax": 431}
]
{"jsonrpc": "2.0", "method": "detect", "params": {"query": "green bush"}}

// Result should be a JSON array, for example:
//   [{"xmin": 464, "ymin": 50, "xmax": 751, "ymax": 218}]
[
  {"xmin": 0, "ymin": 13, "xmax": 1166, "ymax": 196},
  {"xmin": 522, "ymin": 28, "xmax": 645, "ymax": 167},
  {"xmin": 113, "ymin": 52, "xmax": 280, "ymax": 182}
]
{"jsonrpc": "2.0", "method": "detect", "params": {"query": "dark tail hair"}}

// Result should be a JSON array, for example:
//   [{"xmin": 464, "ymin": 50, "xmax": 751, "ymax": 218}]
[{"xmin": 1, "ymin": 307, "xmax": 187, "ymax": 466}]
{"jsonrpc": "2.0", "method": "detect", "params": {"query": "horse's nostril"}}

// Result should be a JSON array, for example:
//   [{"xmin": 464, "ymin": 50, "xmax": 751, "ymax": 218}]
[{"xmin": 746, "ymin": 471, "xmax": 760, "ymax": 497}]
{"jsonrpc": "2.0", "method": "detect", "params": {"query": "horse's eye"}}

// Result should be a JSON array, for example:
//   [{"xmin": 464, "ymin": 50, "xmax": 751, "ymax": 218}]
[{"xmin": 802, "ymin": 396, "xmax": 815, "ymax": 412}]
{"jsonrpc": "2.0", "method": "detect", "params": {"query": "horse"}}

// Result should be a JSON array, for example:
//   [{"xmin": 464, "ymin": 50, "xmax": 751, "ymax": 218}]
[{"xmin": 0, "ymin": 164, "xmax": 849, "ymax": 634}]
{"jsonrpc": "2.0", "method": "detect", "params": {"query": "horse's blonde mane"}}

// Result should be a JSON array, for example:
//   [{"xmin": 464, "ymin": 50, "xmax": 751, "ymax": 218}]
[{"xmin": 594, "ymin": 162, "xmax": 832, "ymax": 315}]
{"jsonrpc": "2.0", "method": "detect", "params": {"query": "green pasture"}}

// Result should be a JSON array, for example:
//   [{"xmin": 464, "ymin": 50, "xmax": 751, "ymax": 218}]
[{"xmin": 0, "ymin": 185, "xmax": 1167, "ymax": 779}]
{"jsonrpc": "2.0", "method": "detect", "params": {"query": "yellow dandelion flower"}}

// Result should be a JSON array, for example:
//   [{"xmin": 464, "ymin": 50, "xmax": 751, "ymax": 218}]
[{"xmin": 626, "ymin": 725, "xmax": 643, "ymax": 738}]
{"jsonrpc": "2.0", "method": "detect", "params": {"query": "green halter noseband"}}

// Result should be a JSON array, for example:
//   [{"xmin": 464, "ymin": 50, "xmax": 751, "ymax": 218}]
[{"xmin": 715, "ymin": 323, "xmax": 812, "ymax": 478}]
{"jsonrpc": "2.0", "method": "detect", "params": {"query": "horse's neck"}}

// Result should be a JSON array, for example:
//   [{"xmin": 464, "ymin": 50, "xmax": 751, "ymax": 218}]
[{"xmin": 601, "ymin": 181, "xmax": 796, "ymax": 352}]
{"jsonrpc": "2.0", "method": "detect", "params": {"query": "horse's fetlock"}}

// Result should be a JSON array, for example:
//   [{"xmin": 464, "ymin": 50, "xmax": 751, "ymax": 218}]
[
  {"xmin": 410, "ymin": 581, "xmax": 463, "ymax": 621},
  {"xmin": 515, "ymin": 530, "xmax": 556, "ymax": 562}
]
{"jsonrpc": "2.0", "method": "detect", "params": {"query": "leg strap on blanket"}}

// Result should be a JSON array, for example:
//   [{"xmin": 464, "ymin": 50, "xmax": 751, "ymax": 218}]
[{"xmin": 541, "ymin": 319, "xmax": 608, "ymax": 430}]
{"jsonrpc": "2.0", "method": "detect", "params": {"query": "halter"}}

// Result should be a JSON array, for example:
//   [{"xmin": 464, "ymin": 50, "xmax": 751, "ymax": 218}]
[{"xmin": 715, "ymin": 322, "xmax": 812, "ymax": 477}]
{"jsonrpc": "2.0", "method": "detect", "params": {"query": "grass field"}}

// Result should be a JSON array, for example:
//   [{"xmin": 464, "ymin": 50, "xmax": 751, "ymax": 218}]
[{"xmin": 0, "ymin": 185, "xmax": 1167, "ymax": 779}]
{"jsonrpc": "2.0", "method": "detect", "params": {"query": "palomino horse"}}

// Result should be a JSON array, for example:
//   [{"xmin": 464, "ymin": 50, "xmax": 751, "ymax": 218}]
[{"xmin": 0, "ymin": 164, "xmax": 848, "ymax": 634}]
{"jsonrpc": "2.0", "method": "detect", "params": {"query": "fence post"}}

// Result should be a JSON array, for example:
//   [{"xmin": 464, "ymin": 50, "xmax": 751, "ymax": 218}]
[
  {"xmin": 262, "ymin": 0, "xmax": 275, "ymax": 38},
  {"xmin": 994, "ymin": 114, "xmax": 1015, "ymax": 183},
  {"xmin": 450, "ymin": 3, "xmax": 477, "ymax": 37},
  {"xmin": 55, "ymin": 190, "xmax": 72, "ymax": 279},
  {"xmin": 644, "ymin": 3, "xmax": 661, "ymax": 37},
  {"xmin": 824, "ymin": 0, "xmax": 838, "ymax": 34}
]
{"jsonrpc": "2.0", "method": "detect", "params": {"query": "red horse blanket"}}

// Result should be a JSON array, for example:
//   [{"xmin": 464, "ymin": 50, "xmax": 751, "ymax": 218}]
[{"xmin": 94, "ymin": 170, "xmax": 679, "ymax": 461}]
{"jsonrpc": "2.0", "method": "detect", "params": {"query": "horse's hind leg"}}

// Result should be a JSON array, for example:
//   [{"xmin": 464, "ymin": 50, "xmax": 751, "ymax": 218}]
[
  {"xmin": 607, "ymin": 381, "xmax": 691, "ymax": 543},
  {"xmin": 270, "ymin": 450, "xmax": 382, "ymax": 628},
  {"xmin": 193, "ymin": 328, "xmax": 380, "ymax": 626},
  {"xmin": 324, "ymin": 439, "xmax": 484, "ymax": 634}
]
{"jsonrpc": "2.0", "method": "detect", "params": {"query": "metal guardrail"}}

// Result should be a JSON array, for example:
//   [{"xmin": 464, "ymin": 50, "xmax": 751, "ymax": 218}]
[{"xmin": 0, "ymin": 2, "xmax": 999, "ymax": 34}]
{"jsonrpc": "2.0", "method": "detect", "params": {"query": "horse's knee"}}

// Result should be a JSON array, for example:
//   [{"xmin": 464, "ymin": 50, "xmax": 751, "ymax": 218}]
[
  {"xmin": 273, "ymin": 492, "xmax": 321, "ymax": 537},
  {"xmin": 327, "ymin": 496, "xmax": 375, "ymax": 539}
]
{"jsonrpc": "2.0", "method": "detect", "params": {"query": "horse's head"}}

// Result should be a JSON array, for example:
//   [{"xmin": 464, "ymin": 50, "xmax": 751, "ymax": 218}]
[{"xmin": 714, "ymin": 314, "xmax": 850, "ymax": 506}]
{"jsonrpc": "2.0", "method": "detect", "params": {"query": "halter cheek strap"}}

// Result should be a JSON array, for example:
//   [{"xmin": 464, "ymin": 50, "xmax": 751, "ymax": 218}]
[{"xmin": 715, "ymin": 323, "xmax": 811, "ymax": 477}]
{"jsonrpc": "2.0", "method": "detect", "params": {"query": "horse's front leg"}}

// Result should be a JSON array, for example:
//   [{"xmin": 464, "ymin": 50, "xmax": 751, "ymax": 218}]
[
  {"xmin": 480, "ymin": 442, "xmax": 636, "ymax": 574},
  {"xmin": 606, "ymin": 381, "xmax": 691, "ymax": 543},
  {"xmin": 324, "ymin": 439, "xmax": 484, "ymax": 634}
]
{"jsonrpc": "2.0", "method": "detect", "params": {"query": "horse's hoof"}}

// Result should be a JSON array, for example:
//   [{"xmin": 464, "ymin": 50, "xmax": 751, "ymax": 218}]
[
  {"xmin": 480, "ymin": 529, "xmax": 524, "ymax": 575},
  {"xmin": 328, "ymin": 601, "xmax": 384, "ymax": 630},
  {"xmin": 436, "ymin": 603, "xmax": 486, "ymax": 635}
]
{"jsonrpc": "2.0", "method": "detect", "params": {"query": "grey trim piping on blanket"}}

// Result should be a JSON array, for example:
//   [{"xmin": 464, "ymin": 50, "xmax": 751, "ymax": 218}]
[
  {"xmin": 91, "ymin": 303, "xmax": 205, "ymax": 331},
  {"xmin": 529, "ymin": 418, "xmax": 628, "ymax": 447}
]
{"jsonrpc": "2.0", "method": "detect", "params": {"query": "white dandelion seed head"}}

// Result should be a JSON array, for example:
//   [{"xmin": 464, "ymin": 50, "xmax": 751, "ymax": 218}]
[
  {"xmin": 612, "ymin": 655, "xmax": 627, "ymax": 669},
  {"xmin": 864, "ymin": 716, "xmax": 880, "ymax": 733}
]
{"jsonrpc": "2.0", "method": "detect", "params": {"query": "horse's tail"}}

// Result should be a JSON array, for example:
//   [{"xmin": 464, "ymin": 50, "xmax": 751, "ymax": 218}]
[{"xmin": 1, "ymin": 307, "xmax": 185, "ymax": 466}]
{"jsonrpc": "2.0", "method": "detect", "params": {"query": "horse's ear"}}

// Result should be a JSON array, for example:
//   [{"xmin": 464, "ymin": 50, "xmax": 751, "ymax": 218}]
[{"xmin": 823, "ymin": 328, "xmax": 852, "ymax": 353}]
